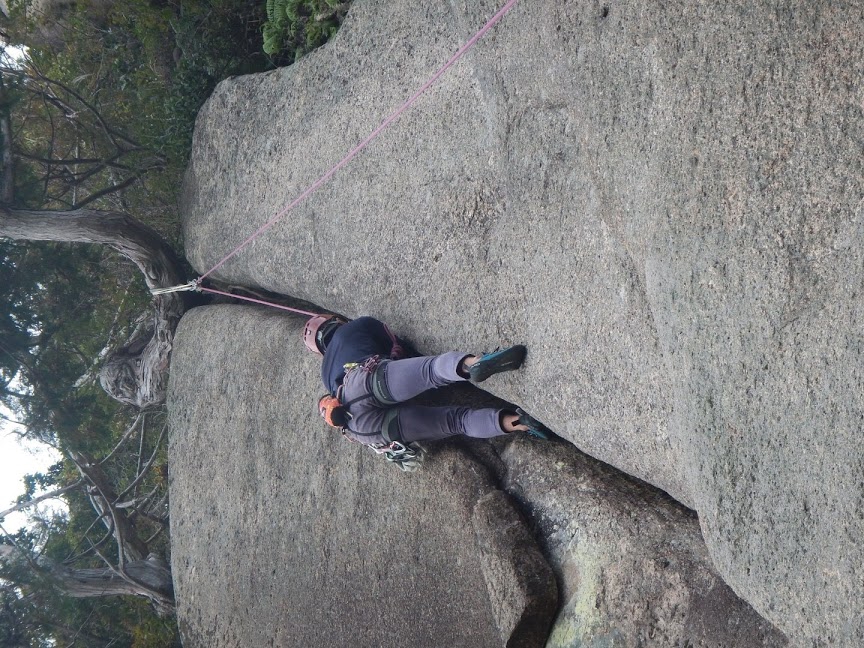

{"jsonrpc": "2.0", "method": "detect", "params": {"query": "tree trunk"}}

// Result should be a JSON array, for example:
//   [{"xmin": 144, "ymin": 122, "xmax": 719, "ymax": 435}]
[
  {"xmin": 0, "ymin": 548, "xmax": 174, "ymax": 611},
  {"xmin": 67, "ymin": 450, "xmax": 151, "ymax": 563},
  {"xmin": 56, "ymin": 558, "xmax": 174, "ymax": 601},
  {"xmin": 0, "ymin": 207, "xmax": 189, "ymax": 408},
  {"xmin": 51, "ymin": 554, "xmax": 175, "ymax": 616}
]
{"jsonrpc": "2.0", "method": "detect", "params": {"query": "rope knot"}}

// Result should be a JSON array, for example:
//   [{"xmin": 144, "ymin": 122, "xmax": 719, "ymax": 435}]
[{"xmin": 150, "ymin": 279, "xmax": 201, "ymax": 296}]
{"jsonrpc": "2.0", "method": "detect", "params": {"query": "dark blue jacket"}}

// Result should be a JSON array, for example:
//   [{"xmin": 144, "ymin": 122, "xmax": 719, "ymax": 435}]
[{"xmin": 320, "ymin": 317, "xmax": 397, "ymax": 395}]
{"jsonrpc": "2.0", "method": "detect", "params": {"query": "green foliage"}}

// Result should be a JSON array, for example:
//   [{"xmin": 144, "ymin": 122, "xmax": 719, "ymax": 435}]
[
  {"xmin": 0, "ymin": 239, "xmax": 150, "ymax": 442},
  {"xmin": 0, "ymin": 238, "xmax": 167, "ymax": 646},
  {"xmin": 0, "ymin": 414, "xmax": 177, "ymax": 648},
  {"xmin": 262, "ymin": 0, "xmax": 348, "ymax": 60},
  {"xmin": 18, "ymin": 463, "xmax": 62, "ymax": 502},
  {"xmin": 4, "ymin": 0, "xmax": 277, "ymax": 234},
  {"xmin": 1, "ymin": 553, "xmax": 182, "ymax": 648},
  {"xmin": 165, "ymin": 1, "xmax": 274, "ymax": 161}
]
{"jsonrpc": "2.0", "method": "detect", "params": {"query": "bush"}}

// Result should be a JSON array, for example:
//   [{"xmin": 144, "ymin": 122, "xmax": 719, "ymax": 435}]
[{"xmin": 262, "ymin": 0, "xmax": 349, "ymax": 61}]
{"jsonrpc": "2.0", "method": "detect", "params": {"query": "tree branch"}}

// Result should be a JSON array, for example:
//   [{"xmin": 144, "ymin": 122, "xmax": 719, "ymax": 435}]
[
  {"xmin": 74, "ymin": 173, "xmax": 140, "ymax": 209},
  {"xmin": 0, "ymin": 76, "xmax": 14, "ymax": 203},
  {"xmin": 63, "ymin": 518, "xmax": 114, "ymax": 565},
  {"xmin": 115, "ymin": 421, "xmax": 166, "ymax": 502},
  {"xmin": 98, "ymin": 413, "xmax": 144, "ymax": 465},
  {"xmin": 0, "ymin": 207, "xmax": 190, "ymax": 408},
  {"xmin": 0, "ymin": 523, "xmax": 42, "ymax": 572},
  {"xmin": 16, "ymin": 151, "xmax": 149, "ymax": 171},
  {"xmin": 14, "ymin": 62, "xmax": 143, "ymax": 151},
  {"xmin": 0, "ymin": 411, "xmax": 27, "ymax": 428},
  {"xmin": 0, "ymin": 479, "xmax": 84, "ymax": 522},
  {"xmin": 69, "ymin": 449, "xmax": 152, "ymax": 564}
]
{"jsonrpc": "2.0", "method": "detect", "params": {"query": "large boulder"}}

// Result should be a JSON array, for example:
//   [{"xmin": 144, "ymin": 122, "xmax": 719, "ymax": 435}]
[
  {"xmin": 167, "ymin": 305, "xmax": 785, "ymax": 647},
  {"xmin": 180, "ymin": 0, "xmax": 864, "ymax": 644},
  {"xmin": 497, "ymin": 439, "xmax": 786, "ymax": 647},
  {"xmin": 168, "ymin": 306, "xmax": 557, "ymax": 648}
]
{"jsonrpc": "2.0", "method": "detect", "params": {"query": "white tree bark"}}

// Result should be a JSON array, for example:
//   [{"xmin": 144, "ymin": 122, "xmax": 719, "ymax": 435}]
[{"xmin": 55, "ymin": 556, "xmax": 174, "ymax": 602}]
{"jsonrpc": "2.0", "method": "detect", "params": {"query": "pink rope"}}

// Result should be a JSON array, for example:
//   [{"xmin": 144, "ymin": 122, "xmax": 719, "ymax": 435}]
[
  {"xmin": 199, "ymin": 0, "xmax": 519, "ymax": 282},
  {"xmin": 199, "ymin": 285, "xmax": 319, "ymax": 317}
]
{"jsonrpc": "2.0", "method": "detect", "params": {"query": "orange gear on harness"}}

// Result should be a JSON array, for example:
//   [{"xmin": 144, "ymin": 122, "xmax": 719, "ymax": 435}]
[{"xmin": 318, "ymin": 394, "xmax": 351, "ymax": 428}]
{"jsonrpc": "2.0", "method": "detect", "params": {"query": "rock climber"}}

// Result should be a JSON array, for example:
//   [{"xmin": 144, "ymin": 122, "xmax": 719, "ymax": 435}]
[{"xmin": 303, "ymin": 314, "xmax": 551, "ymax": 451}]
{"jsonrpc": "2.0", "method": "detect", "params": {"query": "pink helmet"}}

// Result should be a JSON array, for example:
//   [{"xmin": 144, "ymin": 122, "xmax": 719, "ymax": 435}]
[{"xmin": 303, "ymin": 315, "xmax": 345, "ymax": 355}]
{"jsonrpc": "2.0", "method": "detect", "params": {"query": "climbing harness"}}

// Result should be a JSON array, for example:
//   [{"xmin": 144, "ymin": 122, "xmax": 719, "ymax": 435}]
[
  {"xmin": 315, "ymin": 356, "xmax": 426, "ymax": 470},
  {"xmin": 152, "ymin": 0, "xmax": 521, "ymax": 319},
  {"xmin": 318, "ymin": 356, "xmax": 383, "ymax": 428}
]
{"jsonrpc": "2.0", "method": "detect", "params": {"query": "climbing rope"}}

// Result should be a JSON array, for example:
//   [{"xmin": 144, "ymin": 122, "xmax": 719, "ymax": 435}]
[
  {"xmin": 154, "ymin": 0, "xmax": 520, "ymax": 317},
  {"xmin": 195, "ymin": 285, "xmax": 319, "ymax": 317}
]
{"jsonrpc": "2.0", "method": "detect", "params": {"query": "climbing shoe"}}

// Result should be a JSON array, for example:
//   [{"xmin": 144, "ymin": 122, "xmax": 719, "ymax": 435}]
[
  {"xmin": 468, "ymin": 345, "xmax": 527, "ymax": 383},
  {"xmin": 516, "ymin": 408, "xmax": 551, "ymax": 440}
]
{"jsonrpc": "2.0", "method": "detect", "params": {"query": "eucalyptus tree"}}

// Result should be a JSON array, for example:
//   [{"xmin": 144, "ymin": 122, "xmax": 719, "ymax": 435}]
[
  {"xmin": 0, "ymin": 56, "xmax": 191, "ymax": 407},
  {"xmin": 0, "ymin": 42, "xmax": 187, "ymax": 638}
]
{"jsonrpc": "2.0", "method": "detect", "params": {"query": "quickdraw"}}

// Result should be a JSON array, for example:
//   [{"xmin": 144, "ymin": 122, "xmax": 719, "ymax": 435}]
[{"xmin": 373, "ymin": 441, "xmax": 427, "ymax": 473}]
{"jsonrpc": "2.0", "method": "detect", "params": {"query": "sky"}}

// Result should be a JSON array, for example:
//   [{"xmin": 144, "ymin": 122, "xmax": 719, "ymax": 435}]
[
  {"xmin": 0, "ymin": 346, "xmax": 65, "ymax": 534},
  {"xmin": 1, "ymin": 413, "xmax": 63, "ymax": 531}
]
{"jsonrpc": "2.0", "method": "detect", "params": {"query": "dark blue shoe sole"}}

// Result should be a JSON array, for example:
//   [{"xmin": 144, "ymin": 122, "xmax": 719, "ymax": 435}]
[
  {"xmin": 516, "ymin": 408, "xmax": 550, "ymax": 440},
  {"xmin": 468, "ymin": 345, "xmax": 527, "ymax": 383}
]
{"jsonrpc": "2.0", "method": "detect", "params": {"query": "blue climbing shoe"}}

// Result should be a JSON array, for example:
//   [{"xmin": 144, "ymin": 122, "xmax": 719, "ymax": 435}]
[
  {"xmin": 516, "ymin": 408, "xmax": 551, "ymax": 440},
  {"xmin": 468, "ymin": 345, "xmax": 527, "ymax": 383}
]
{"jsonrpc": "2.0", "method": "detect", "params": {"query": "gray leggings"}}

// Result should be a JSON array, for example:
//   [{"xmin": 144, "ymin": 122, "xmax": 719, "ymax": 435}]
[{"xmin": 340, "ymin": 352, "xmax": 507, "ymax": 445}]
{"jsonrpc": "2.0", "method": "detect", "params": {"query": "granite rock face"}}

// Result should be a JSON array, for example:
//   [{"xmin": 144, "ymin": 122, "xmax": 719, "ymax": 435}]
[
  {"xmin": 168, "ymin": 306, "xmax": 785, "ymax": 647},
  {"xmin": 497, "ymin": 438, "xmax": 786, "ymax": 648},
  {"xmin": 180, "ymin": 0, "xmax": 864, "ymax": 644},
  {"xmin": 167, "ymin": 306, "xmax": 557, "ymax": 648}
]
